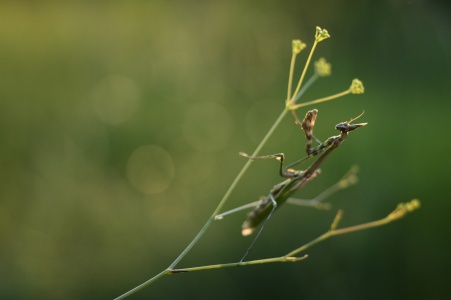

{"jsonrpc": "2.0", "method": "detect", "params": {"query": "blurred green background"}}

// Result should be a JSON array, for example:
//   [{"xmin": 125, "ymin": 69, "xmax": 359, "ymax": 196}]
[{"xmin": 1, "ymin": 1, "xmax": 450, "ymax": 299}]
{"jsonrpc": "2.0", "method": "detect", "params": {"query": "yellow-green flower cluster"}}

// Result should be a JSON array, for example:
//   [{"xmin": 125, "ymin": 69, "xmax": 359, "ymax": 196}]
[
  {"xmin": 314, "ymin": 58, "xmax": 331, "ymax": 77},
  {"xmin": 292, "ymin": 40, "xmax": 306, "ymax": 55},
  {"xmin": 350, "ymin": 79, "xmax": 364, "ymax": 94},
  {"xmin": 315, "ymin": 26, "xmax": 330, "ymax": 42},
  {"xmin": 389, "ymin": 199, "xmax": 421, "ymax": 219}
]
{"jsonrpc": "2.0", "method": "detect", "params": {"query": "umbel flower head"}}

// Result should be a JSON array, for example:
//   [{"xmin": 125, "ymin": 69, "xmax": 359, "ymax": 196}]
[
  {"xmin": 315, "ymin": 26, "xmax": 330, "ymax": 42},
  {"xmin": 350, "ymin": 79, "xmax": 365, "ymax": 94},
  {"xmin": 314, "ymin": 58, "xmax": 331, "ymax": 77},
  {"xmin": 388, "ymin": 199, "xmax": 421, "ymax": 219},
  {"xmin": 292, "ymin": 40, "xmax": 306, "ymax": 54}
]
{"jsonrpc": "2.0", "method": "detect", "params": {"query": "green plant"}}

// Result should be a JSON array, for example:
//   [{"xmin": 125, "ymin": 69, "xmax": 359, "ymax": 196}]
[{"xmin": 115, "ymin": 26, "xmax": 419, "ymax": 300}]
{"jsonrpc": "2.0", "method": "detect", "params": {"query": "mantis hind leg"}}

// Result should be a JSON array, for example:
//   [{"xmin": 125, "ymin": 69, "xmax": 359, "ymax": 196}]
[{"xmin": 240, "ymin": 194, "xmax": 278, "ymax": 263}]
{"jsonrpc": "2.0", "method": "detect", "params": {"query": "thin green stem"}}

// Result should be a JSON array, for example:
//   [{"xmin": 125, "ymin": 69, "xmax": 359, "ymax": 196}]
[
  {"xmin": 114, "ymin": 270, "xmax": 167, "ymax": 300},
  {"xmin": 290, "ymin": 41, "xmax": 318, "ymax": 106},
  {"xmin": 287, "ymin": 53, "xmax": 297, "ymax": 101},
  {"xmin": 330, "ymin": 217, "xmax": 392, "ymax": 236},
  {"xmin": 285, "ymin": 202, "xmax": 420, "ymax": 258},
  {"xmin": 293, "ymin": 73, "xmax": 318, "ymax": 104},
  {"xmin": 169, "ymin": 255, "xmax": 308, "ymax": 273},
  {"xmin": 132, "ymin": 200, "xmax": 419, "ymax": 277},
  {"xmin": 285, "ymin": 231, "xmax": 332, "ymax": 258},
  {"xmin": 290, "ymin": 89, "xmax": 351, "ymax": 110}
]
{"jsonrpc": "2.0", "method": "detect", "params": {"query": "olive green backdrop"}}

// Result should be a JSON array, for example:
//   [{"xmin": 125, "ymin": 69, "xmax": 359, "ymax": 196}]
[{"xmin": 1, "ymin": 1, "xmax": 450, "ymax": 299}]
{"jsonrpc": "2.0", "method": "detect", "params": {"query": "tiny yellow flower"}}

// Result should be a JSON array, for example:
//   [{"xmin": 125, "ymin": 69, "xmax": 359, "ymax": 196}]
[
  {"xmin": 389, "ymin": 199, "xmax": 421, "ymax": 219},
  {"xmin": 292, "ymin": 40, "xmax": 306, "ymax": 54},
  {"xmin": 405, "ymin": 199, "xmax": 421, "ymax": 212},
  {"xmin": 315, "ymin": 26, "xmax": 330, "ymax": 42},
  {"xmin": 314, "ymin": 58, "xmax": 331, "ymax": 77},
  {"xmin": 349, "ymin": 79, "xmax": 364, "ymax": 94}
]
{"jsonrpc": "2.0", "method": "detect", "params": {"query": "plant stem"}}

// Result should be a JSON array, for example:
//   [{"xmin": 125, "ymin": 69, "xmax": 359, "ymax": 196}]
[
  {"xmin": 169, "ymin": 255, "xmax": 308, "ymax": 273},
  {"xmin": 133, "ymin": 200, "xmax": 418, "ymax": 276},
  {"xmin": 287, "ymin": 52, "xmax": 297, "ymax": 101},
  {"xmin": 290, "ymin": 40, "xmax": 318, "ymax": 105},
  {"xmin": 285, "ymin": 209, "xmax": 410, "ymax": 258},
  {"xmin": 114, "ymin": 270, "xmax": 167, "ymax": 300},
  {"xmin": 290, "ymin": 89, "xmax": 351, "ymax": 110},
  {"xmin": 293, "ymin": 73, "xmax": 318, "ymax": 103}
]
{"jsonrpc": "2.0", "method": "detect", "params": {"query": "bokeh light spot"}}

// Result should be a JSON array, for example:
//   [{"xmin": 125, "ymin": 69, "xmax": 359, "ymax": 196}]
[{"xmin": 126, "ymin": 145, "xmax": 174, "ymax": 194}]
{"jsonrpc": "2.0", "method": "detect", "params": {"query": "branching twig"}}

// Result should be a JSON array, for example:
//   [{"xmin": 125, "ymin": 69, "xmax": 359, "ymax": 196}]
[{"xmin": 167, "ymin": 199, "xmax": 420, "ymax": 274}]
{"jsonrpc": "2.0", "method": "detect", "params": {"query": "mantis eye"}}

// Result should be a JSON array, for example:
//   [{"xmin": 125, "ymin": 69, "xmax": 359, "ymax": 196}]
[{"xmin": 335, "ymin": 122, "xmax": 347, "ymax": 131}]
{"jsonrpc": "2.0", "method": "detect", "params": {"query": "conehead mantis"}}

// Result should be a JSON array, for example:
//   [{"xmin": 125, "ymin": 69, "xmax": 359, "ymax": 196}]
[{"xmin": 236, "ymin": 109, "xmax": 367, "ymax": 261}]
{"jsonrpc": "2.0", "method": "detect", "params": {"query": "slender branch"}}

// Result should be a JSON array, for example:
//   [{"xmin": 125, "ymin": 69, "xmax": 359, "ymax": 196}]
[
  {"xmin": 287, "ymin": 52, "xmax": 297, "ymax": 101},
  {"xmin": 114, "ymin": 271, "xmax": 167, "ymax": 300},
  {"xmin": 147, "ymin": 200, "xmax": 420, "ymax": 276},
  {"xmin": 285, "ymin": 199, "xmax": 420, "ymax": 257},
  {"xmin": 293, "ymin": 73, "xmax": 318, "ymax": 104},
  {"xmin": 169, "ymin": 255, "xmax": 308, "ymax": 274},
  {"xmin": 290, "ymin": 89, "xmax": 351, "ymax": 110},
  {"xmin": 290, "ymin": 40, "xmax": 318, "ymax": 106}
]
